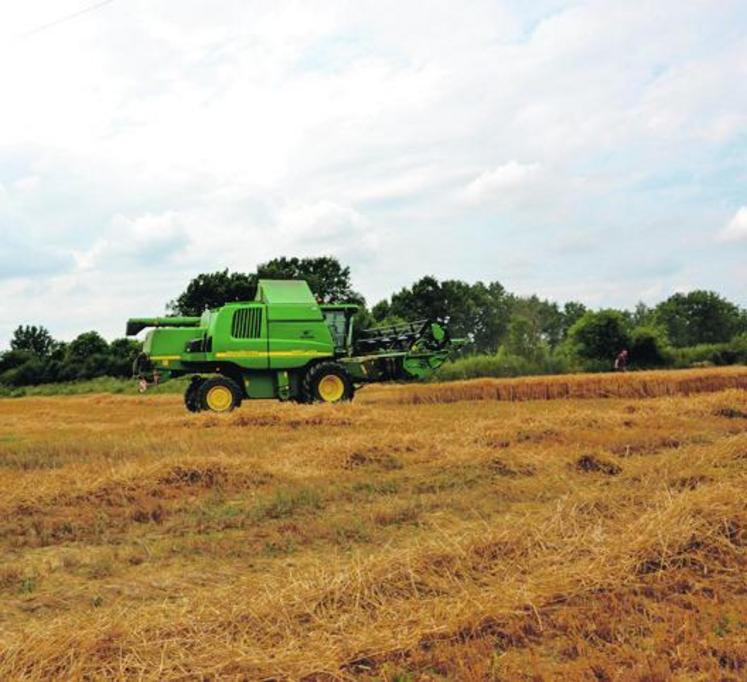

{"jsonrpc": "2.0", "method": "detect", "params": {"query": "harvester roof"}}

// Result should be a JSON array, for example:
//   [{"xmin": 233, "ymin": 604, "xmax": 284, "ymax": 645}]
[{"xmin": 255, "ymin": 279, "xmax": 317, "ymax": 304}]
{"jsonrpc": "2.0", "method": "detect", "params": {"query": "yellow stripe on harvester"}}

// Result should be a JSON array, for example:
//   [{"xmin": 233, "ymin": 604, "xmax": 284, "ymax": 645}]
[
  {"xmin": 215, "ymin": 350, "xmax": 330, "ymax": 359},
  {"xmin": 150, "ymin": 351, "xmax": 330, "ymax": 362}
]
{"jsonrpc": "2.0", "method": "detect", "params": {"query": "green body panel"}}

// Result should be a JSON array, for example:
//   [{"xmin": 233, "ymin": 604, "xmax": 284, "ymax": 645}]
[
  {"xmin": 127, "ymin": 279, "xmax": 463, "ymax": 402},
  {"xmin": 402, "ymin": 351, "xmax": 452, "ymax": 378},
  {"xmin": 267, "ymin": 321, "xmax": 333, "ymax": 369},
  {"xmin": 212, "ymin": 302, "xmax": 268, "ymax": 369},
  {"xmin": 144, "ymin": 328, "xmax": 197, "ymax": 369},
  {"xmin": 244, "ymin": 371, "xmax": 280, "ymax": 399}
]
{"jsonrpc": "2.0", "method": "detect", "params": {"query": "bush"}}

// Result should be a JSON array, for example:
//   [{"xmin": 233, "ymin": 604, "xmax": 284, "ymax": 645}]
[
  {"xmin": 567, "ymin": 310, "xmax": 630, "ymax": 364},
  {"xmin": 1, "ymin": 358, "xmax": 48, "ymax": 386},
  {"xmin": 0, "ymin": 350, "xmax": 35, "ymax": 374},
  {"xmin": 629, "ymin": 326, "xmax": 673, "ymax": 368},
  {"xmin": 435, "ymin": 347, "xmax": 571, "ymax": 381},
  {"xmin": 673, "ymin": 334, "xmax": 747, "ymax": 368},
  {"xmin": 0, "ymin": 332, "xmax": 141, "ymax": 388}
]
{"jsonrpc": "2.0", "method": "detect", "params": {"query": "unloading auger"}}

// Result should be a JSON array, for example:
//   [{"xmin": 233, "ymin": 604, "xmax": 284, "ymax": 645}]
[{"xmin": 126, "ymin": 279, "xmax": 464, "ymax": 412}]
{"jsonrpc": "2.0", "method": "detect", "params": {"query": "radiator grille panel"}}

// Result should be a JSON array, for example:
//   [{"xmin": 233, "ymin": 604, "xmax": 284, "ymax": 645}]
[{"xmin": 231, "ymin": 307, "xmax": 263, "ymax": 338}]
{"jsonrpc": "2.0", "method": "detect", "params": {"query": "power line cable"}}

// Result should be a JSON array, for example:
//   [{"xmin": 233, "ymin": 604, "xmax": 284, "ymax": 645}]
[{"xmin": 19, "ymin": 0, "xmax": 117, "ymax": 38}]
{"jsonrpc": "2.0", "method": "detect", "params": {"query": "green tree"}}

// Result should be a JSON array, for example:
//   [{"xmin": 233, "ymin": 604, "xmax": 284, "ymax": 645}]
[
  {"xmin": 10, "ymin": 325, "xmax": 55, "ymax": 357},
  {"xmin": 511, "ymin": 296, "xmax": 565, "ymax": 347},
  {"xmin": 371, "ymin": 299, "xmax": 391, "ymax": 321},
  {"xmin": 505, "ymin": 314, "xmax": 545, "ymax": 362},
  {"xmin": 168, "ymin": 270, "xmax": 257, "ymax": 316},
  {"xmin": 66, "ymin": 331, "xmax": 109, "ymax": 363},
  {"xmin": 630, "ymin": 301, "xmax": 654, "ymax": 328},
  {"xmin": 568, "ymin": 310, "xmax": 631, "ymax": 364},
  {"xmin": 470, "ymin": 281, "xmax": 512, "ymax": 353},
  {"xmin": 386, "ymin": 276, "xmax": 510, "ymax": 353},
  {"xmin": 561, "ymin": 302, "xmax": 587, "ymax": 338},
  {"xmin": 388, "ymin": 276, "xmax": 448, "ymax": 322},
  {"xmin": 440, "ymin": 279, "xmax": 482, "ymax": 344},
  {"xmin": 654, "ymin": 291, "xmax": 742, "ymax": 347},
  {"xmin": 108, "ymin": 338, "xmax": 142, "ymax": 377}
]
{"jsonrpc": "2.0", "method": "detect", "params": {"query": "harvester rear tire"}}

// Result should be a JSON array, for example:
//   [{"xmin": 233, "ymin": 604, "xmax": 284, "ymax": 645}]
[
  {"xmin": 198, "ymin": 376, "xmax": 242, "ymax": 413},
  {"xmin": 184, "ymin": 376, "xmax": 204, "ymax": 412},
  {"xmin": 302, "ymin": 362, "xmax": 354, "ymax": 404}
]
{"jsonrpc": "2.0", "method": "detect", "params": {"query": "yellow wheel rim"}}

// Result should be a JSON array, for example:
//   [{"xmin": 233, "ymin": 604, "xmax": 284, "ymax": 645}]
[
  {"xmin": 206, "ymin": 385, "xmax": 233, "ymax": 412},
  {"xmin": 318, "ymin": 374, "xmax": 345, "ymax": 402}
]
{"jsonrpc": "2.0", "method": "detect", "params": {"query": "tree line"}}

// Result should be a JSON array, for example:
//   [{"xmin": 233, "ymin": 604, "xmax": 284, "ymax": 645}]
[{"xmin": 2, "ymin": 256, "xmax": 746, "ymax": 387}]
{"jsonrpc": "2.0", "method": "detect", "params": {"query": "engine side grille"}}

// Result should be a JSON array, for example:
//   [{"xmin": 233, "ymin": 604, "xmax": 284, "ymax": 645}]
[{"xmin": 231, "ymin": 307, "xmax": 263, "ymax": 339}]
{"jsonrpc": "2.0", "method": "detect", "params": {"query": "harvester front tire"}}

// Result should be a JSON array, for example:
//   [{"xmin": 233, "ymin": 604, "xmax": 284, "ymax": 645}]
[
  {"xmin": 184, "ymin": 376, "xmax": 204, "ymax": 412},
  {"xmin": 198, "ymin": 376, "xmax": 242, "ymax": 413},
  {"xmin": 302, "ymin": 362, "xmax": 354, "ymax": 404}
]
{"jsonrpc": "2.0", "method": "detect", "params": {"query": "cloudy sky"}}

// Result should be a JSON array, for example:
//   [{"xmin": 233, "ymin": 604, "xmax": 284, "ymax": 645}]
[{"xmin": 0, "ymin": 0, "xmax": 745, "ymax": 343}]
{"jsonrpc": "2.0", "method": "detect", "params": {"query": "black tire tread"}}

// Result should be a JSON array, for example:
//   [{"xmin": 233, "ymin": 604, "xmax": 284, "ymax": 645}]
[
  {"xmin": 184, "ymin": 376, "xmax": 204, "ymax": 412},
  {"xmin": 197, "ymin": 376, "xmax": 242, "ymax": 413},
  {"xmin": 301, "ymin": 361, "xmax": 355, "ymax": 404}
]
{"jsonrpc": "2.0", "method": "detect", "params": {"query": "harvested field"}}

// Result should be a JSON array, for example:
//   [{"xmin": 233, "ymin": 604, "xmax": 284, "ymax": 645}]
[{"xmin": 0, "ymin": 367, "xmax": 745, "ymax": 680}]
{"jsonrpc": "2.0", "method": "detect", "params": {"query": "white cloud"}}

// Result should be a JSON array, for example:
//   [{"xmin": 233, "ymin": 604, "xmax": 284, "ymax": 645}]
[
  {"xmin": 12, "ymin": 175, "xmax": 40, "ymax": 192},
  {"xmin": 718, "ymin": 207, "xmax": 747, "ymax": 243},
  {"xmin": 278, "ymin": 200, "xmax": 362, "ymax": 239},
  {"xmin": 275, "ymin": 200, "xmax": 379, "ymax": 261},
  {"xmin": 72, "ymin": 211, "xmax": 188, "ymax": 271},
  {"xmin": 462, "ymin": 161, "xmax": 542, "ymax": 204}
]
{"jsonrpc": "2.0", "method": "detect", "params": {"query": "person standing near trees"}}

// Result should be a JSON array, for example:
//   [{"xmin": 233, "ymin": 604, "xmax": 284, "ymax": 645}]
[{"xmin": 614, "ymin": 349, "xmax": 629, "ymax": 372}]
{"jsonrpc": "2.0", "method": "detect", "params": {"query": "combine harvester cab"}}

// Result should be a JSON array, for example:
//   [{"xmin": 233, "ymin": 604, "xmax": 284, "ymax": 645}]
[{"xmin": 126, "ymin": 279, "xmax": 464, "ymax": 413}]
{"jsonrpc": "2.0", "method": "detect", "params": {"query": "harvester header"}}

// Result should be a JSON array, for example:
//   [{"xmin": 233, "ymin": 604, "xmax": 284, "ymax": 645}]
[{"xmin": 127, "ymin": 279, "xmax": 463, "ymax": 412}]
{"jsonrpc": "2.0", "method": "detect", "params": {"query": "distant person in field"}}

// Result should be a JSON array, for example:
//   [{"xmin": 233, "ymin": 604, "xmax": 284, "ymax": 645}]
[{"xmin": 614, "ymin": 349, "xmax": 629, "ymax": 372}]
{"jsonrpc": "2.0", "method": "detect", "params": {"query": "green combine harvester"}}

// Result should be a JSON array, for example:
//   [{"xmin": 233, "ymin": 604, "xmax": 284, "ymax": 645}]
[{"xmin": 126, "ymin": 279, "xmax": 463, "ymax": 412}]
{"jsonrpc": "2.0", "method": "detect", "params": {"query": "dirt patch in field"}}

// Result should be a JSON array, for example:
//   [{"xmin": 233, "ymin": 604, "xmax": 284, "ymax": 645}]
[
  {"xmin": 481, "ymin": 428, "xmax": 563, "ymax": 450},
  {"xmin": 515, "ymin": 428, "xmax": 562, "ymax": 445},
  {"xmin": 287, "ymin": 415, "xmax": 354, "ymax": 428},
  {"xmin": 230, "ymin": 414, "xmax": 283, "ymax": 427},
  {"xmin": 714, "ymin": 406, "xmax": 747, "ymax": 419},
  {"xmin": 487, "ymin": 457, "xmax": 536, "ymax": 478},
  {"xmin": 575, "ymin": 455, "xmax": 622, "ymax": 476},
  {"xmin": 344, "ymin": 445, "xmax": 412, "ymax": 470},
  {"xmin": 179, "ymin": 412, "xmax": 356, "ymax": 429},
  {"xmin": 483, "ymin": 436, "xmax": 512, "ymax": 449},
  {"xmin": 609, "ymin": 436, "xmax": 682, "ymax": 457},
  {"xmin": 158, "ymin": 464, "xmax": 231, "ymax": 487},
  {"xmin": 229, "ymin": 413, "xmax": 354, "ymax": 429},
  {"xmin": 669, "ymin": 475, "xmax": 712, "ymax": 492}
]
